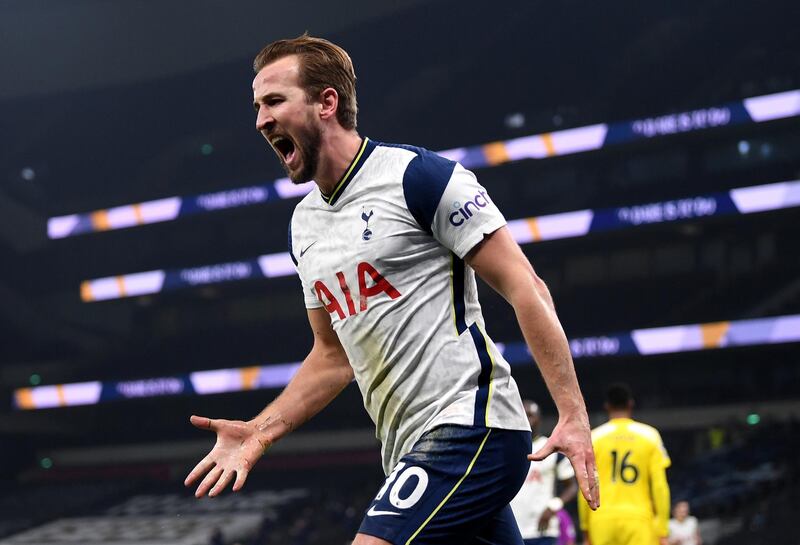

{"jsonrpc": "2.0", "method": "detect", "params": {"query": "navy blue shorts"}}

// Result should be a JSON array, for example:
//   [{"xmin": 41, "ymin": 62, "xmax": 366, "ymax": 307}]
[{"xmin": 358, "ymin": 425, "xmax": 532, "ymax": 545}]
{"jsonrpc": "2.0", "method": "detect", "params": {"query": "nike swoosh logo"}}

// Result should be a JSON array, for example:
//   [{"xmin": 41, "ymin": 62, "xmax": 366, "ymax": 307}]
[
  {"xmin": 366, "ymin": 505, "xmax": 401, "ymax": 517},
  {"xmin": 300, "ymin": 241, "xmax": 318, "ymax": 257}
]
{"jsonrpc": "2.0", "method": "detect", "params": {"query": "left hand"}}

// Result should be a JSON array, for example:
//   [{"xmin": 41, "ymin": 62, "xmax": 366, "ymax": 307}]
[
  {"xmin": 184, "ymin": 415, "xmax": 270, "ymax": 498},
  {"xmin": 529, "ymin": 413, "xmax": 599, "ymax": 510},
  {"xmin": 537, "ymin": 508, "xmax": 555, "ymax": 532}
]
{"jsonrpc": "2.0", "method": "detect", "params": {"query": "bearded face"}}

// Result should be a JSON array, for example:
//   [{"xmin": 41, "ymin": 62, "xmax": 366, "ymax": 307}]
[
  {"xmin": 253, "ymin": 55, "xmax": 324, "ymax": 185},
  {"xmin": 268, "ymin": 110, "xmax": 322, "ymax": 184}
]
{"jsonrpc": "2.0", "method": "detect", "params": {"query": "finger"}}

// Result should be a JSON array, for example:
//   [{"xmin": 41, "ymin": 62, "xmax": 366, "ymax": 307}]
[
  {"xmin": 572, "ymin": 454, "xmax": 593, "ymax": 505},
  {"xmin": 232, "ymin": 468, "xmax": 250, "ymax": 492},
  {"xmin": 190, "ymin": 414, "xmax": 219, "ymax": 431},
  {"xmin": 529, "ymin": 438, "xmax": 556, "ymax": 461},
  {"xmin": 586, "ymin": 455, "xmax": 600, "ymax": 509},
  {"xmin": 574, "ymin": 454, "xmax": 599, "ymax": 510},
  {"xmin": 209, "ymin": 469, "xmax": 235, "ymax": 497},
  {"xmin": 184, "ymin": 455, "xmax": 215, "ymax": 486},
  {"xmin": 195, "ymin": 465, "xmax": 224, "ymax": 498}
]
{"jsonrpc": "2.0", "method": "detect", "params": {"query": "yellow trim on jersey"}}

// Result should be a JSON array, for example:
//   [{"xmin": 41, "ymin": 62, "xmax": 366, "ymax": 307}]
[
  {"xmin": 325, "ymin": 137, "xmax": 369, "ymax": 204},
  {"xmin": 405, "ymin": 429, "xmax": 493, "ymax": 545},
  {"xmin": 475, "ymin": 323, "xmax": 496, "ymax": 427},
  {"xmin": 449, "ymin": 254, "xmax": 458, "ymax": 334}
]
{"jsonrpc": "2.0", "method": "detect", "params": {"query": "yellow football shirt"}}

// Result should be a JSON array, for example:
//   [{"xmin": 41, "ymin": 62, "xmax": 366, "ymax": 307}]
[{"xmin": 579, "ymin": 418, "xmax": 671, "ymax": 545}]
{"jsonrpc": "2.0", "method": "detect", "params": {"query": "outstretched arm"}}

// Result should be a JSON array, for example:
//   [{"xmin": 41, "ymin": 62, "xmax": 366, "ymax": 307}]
[
  {"xmin": 466, "ymin": 226, "xmax": 599, "ymax": 510},
  {"xmin": 184, "ymin": 307, "xmax": 353, "ymax": 497}
]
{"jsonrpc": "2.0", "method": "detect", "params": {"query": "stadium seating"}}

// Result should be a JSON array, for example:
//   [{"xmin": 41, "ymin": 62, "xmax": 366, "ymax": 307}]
[{"xmin": 1, "ymin": 420, "xmax": 796, "ymax": 544}]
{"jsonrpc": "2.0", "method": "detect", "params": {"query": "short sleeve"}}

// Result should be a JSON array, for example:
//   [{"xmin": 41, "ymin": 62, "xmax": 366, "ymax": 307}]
[
  {"xmin": 652, "ymin": 430, "xmax": 672, "ymax": 469},
  {"xmin": 402, "ymin": 147, "xmax": 506, "ymax": 258},
  {"xmin": 289, "ymin": 215, "xmax": 323, "ymax": 309},
  {"xmin": 556, "ymin": 453, "xmax": 576, "ymax": 480}
]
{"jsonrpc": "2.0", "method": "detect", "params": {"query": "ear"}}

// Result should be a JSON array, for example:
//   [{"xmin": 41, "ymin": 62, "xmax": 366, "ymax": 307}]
[{"xmin": 318, "ymin": 87, "xmax": 339, "ymax": 122}]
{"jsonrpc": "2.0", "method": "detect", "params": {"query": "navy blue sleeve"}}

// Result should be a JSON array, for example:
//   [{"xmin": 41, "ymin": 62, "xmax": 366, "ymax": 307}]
[
  {"xmin": 288, "ymin": 219, "xmax": 298, "ymax": 266},
  {"xmin": 400, "ymin": 147, "xmax": 457, "ymax": 234}
]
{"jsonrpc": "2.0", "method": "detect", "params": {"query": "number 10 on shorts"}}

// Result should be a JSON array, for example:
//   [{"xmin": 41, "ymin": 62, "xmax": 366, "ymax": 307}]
[{"xmin": 375, "ymin": 462, "xmax": 430, "ymax": 510}]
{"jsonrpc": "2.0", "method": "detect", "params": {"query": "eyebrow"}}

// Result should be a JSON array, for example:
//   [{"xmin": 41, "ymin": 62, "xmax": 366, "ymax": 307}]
[{"xmin": 252, "ymin": 92, "xmax": 283, "ymax": 111}]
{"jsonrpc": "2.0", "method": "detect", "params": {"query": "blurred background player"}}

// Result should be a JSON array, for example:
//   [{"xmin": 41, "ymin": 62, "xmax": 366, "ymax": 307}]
[
  {"xmin": 668, "ymin": 501, "xmax": 702, "ymax": 545},
  {"xmin": 579, "ymin": 384, "xmax": 671, "ymax": 545},
  {"xmin": 511, "ymin": 401, "xmax": 578, "ymax": 545}
]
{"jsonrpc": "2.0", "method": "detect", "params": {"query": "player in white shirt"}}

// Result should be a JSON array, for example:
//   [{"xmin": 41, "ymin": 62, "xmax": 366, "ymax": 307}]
[
  {"xmin": 668, "ymin": 501, "xmax": 702, "ymax": 545},
  {"xmin": 511, "ymin": 402, "xmax": 578, "ymax": 545},
  {"xmin": 185, "ymin": 35, "xmax": 599, "ymax": 545}
]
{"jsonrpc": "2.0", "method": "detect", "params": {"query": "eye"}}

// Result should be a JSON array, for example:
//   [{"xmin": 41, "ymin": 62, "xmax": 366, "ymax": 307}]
[{"xmin": 268, "ymin": 98, "xmax": 283, "ymax": 107}]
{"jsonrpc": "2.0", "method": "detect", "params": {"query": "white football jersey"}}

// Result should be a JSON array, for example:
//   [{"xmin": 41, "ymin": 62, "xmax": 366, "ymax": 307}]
[
  {"xmin": 510, "ymin": 435, "xmax": 575, "ymax": 538},
  {"xmin": 668, "ymin": 517, "xmax": 700, "ymax": 545},
  {"xmin": 289, "ymin": 138, "xmax": 530, "ymax": 474}
]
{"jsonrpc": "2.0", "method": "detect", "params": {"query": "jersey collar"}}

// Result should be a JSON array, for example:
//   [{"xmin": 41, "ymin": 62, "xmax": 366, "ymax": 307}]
[{"xmin": 320, "ymin": 137, "xmax": 376, "ymax": 206}]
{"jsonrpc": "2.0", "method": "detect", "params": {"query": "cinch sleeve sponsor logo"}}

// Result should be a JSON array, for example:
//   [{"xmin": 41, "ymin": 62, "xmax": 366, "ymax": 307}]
[{"xmin": 449, "ymin": 190, "xmax": 492, "ymax": 226}]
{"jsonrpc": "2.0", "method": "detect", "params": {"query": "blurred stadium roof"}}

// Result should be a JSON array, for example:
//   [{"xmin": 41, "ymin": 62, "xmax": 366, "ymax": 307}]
[{"xmin": 0, "ymin": 0, "xmax": 429, "ymax": 99}]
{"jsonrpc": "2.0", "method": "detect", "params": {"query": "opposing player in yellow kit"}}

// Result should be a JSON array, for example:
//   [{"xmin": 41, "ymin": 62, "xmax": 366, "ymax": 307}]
[{"xmin": 578, "ymin": 384, "xmax": 670, "ymax": 545}]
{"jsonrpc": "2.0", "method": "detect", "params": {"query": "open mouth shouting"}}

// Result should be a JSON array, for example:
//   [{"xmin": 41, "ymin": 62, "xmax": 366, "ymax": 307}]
[
  {"xmin": 265, "ymin": 123, "xmax": 320, "ymax": 185},
  {"xmin": 269, "ymin": 134, "xmax": 299, "ymax": 169}
]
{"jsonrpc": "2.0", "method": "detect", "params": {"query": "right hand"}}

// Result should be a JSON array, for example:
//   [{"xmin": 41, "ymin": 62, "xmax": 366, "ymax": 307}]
[
  {"xmin": 184, "ymin": 415, "xmax": 271, "ymax": 498},
  {"xmin": 537, "ymin": 508, "xmax": 556, "ymax": 532},
  {"xmin": 530, "ymin": 413, "xmax": 600, "ymax": 510}
]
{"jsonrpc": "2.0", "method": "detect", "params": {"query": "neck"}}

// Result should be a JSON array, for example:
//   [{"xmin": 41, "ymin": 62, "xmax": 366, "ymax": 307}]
[
  {"xmin": 313, "ymin": 125, "xmax": 363, "ymax": 195},
  {"xmin": 608, "ymin": 410, "xmax": 632, "ymax": 420}
]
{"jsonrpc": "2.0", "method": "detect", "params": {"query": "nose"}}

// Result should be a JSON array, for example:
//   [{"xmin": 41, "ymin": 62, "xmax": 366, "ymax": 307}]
[{"xmin": 256, "ymin": 108, "xmax": 275, "ymax": 133}]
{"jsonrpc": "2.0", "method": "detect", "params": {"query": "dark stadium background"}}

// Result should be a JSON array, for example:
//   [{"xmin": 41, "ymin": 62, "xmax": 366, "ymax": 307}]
[{"xmin": 0, "ymin": 1, "xmax": 798, "ymax": 544}]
